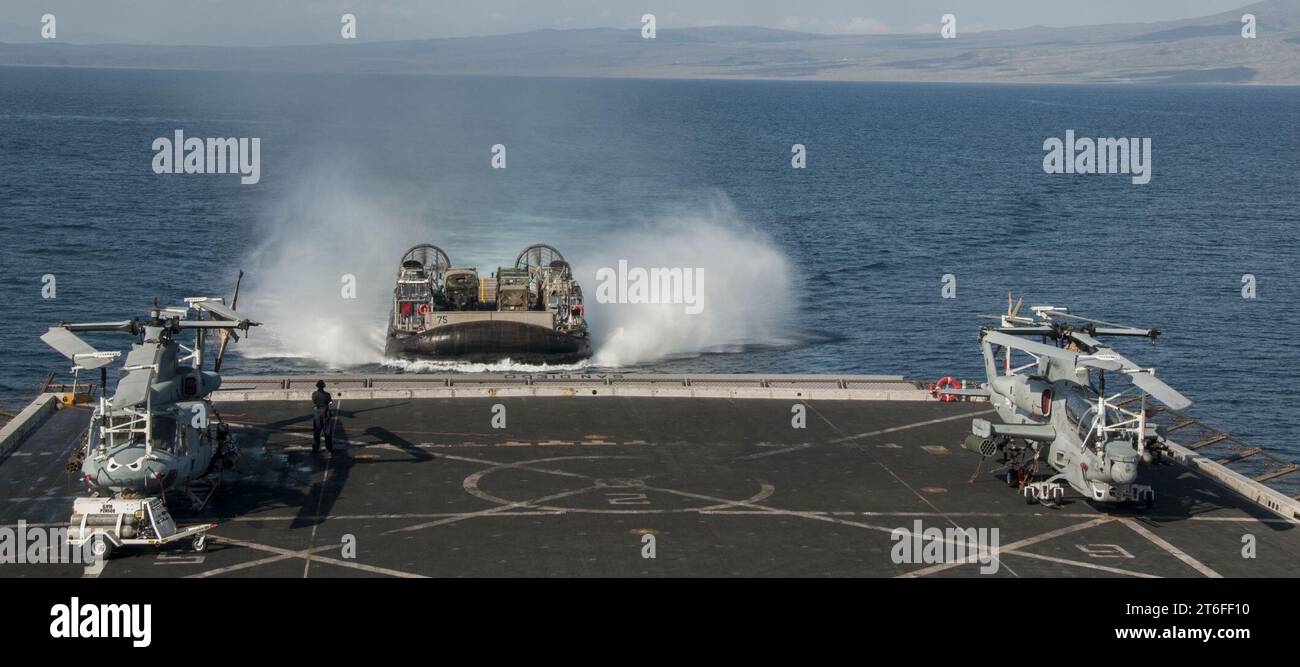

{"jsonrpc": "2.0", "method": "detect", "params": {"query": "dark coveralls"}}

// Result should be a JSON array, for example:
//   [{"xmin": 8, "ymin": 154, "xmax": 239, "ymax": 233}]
[{"xmin": 312, "ymin": 388, "xmax": 334, "ymax": 453}]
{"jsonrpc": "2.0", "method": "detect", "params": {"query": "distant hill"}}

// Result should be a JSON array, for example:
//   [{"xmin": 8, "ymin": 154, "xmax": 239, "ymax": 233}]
[
  {"xmin": 0, "ymin": 19, "xmax": 139, "ymax": 45},
  {"xmin": 2, "ymin": 0, "xmax": 1298, "ymax": 84}
]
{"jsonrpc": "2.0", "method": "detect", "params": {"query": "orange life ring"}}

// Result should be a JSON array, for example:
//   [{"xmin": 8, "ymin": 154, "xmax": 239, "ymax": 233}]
[
  {"xmin": 416, "ymin": 303, "xmax": 431, "ymax": 316},
  {"xmin": 933, "ymin": 376, "xmax": 960, "ymax": 402}
]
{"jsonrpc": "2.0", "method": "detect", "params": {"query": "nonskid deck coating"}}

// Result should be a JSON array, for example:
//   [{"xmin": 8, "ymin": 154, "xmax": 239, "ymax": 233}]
[{"xmin": 1, "ymin": 397, "xmax": 1297, "ymax": 577}]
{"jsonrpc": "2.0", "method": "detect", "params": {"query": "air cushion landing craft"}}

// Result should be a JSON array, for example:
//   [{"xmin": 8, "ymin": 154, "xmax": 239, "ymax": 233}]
[{"xmin": 385, "ymin": 243, "xmax": 591, "ymax": 363}]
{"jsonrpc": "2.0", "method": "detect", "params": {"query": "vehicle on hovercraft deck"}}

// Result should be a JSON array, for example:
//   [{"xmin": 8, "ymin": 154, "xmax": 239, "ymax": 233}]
[{"xmin": 384, "ymin": 243, "xmax": 591, "ymax": 363}]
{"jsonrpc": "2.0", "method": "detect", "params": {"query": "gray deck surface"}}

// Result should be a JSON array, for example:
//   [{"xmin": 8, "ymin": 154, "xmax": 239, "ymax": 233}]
[{"xmin": 2, "ymin": 397, "xmax": 1297, "ymax": 577}]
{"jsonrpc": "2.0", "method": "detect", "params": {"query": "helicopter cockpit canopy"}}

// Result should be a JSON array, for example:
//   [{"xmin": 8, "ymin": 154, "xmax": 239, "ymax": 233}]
[{"xmin": 1065, "ymin": 389, "xmax": 1127, "ymax": 448}]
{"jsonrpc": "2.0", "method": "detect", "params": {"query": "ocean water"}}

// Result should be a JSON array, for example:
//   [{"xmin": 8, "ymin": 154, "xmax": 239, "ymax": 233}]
[{"xmin": 0, "ymin": 67, "xmax": 1296, "ymax": 455}]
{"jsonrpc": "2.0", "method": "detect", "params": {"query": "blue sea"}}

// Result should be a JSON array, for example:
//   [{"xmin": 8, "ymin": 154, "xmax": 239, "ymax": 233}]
[{"xmin": 0, "ymin": 67, "xmax": 1296, "ymax": 455}]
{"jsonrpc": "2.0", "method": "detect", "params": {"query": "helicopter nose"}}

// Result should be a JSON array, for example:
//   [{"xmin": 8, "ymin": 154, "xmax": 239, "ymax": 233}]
[{"xmin": 1110, "ymin": 460, "xmax": 1138, "ymax": 485}]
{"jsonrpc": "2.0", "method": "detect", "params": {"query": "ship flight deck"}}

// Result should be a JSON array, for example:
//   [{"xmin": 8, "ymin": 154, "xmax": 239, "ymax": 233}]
[{"xmin": 1, "ymin": 374, "xmax": 1297, "ymax": 578}]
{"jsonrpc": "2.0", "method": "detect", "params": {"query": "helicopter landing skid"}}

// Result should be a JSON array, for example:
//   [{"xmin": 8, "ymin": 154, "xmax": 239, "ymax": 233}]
[
  {"xmin": 1106, "ymin": 483, "xmax": 1156, "ymax": 509},
  {"xmin": 1022, "ymin": 480, "xmax": 1066, "ymax": 507}
]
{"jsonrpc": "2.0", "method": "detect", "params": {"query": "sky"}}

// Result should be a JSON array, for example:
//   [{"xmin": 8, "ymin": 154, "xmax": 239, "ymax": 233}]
[{"xmin": 0, "ymin": 0, "xmax": 1262, "ymax": 45}]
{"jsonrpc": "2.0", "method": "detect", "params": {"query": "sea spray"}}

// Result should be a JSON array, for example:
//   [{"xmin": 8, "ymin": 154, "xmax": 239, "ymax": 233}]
[
  {"xmin": 578, "ymin": 210, "xmax": 794, "ymax": 367},
  {"xmin": 234, "ymin": 177, "xmax": 795, "ymax": 372},
  {"xmin": 235, "ymin": 177, "xmax": 429, "ymax": 368}
]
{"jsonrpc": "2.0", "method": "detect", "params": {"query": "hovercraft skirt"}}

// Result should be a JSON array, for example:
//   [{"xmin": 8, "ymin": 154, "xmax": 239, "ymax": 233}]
[{"xmin": 386, "ymin": 319, "xmax": 591, "ymax": 363}]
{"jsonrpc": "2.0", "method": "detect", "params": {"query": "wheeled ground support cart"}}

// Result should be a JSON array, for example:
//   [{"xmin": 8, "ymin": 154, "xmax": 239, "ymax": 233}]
[{"xmin": 68, "ymin": 496, "xmax": 216, "ymax": 560}]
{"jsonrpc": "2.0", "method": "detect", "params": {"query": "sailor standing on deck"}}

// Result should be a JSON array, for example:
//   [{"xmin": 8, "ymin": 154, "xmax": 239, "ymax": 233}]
[{"xmin": 311, "ymin": 380, "xmax": 334, "ymax": 454}]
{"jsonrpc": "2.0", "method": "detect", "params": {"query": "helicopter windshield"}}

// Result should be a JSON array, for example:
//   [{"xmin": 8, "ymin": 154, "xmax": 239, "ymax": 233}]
[
  {"xmin": 96, "ymin": 411, "xmax": 177, "ymax": 451},
  {"xmin": 151, "ymin": 414, "xmax": 178, "ymax": 452},
  {"xmin": 1065, "ymin": 389, "xmax": 1125, "ymax": 448},
  {"xmin": 1065, "ymin": 391, "xmax": 1095, "ymax": 427}
]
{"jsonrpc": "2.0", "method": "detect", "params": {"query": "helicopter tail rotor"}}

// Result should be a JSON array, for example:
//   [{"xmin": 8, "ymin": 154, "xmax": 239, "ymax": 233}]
[
  {"xmin": 214, "ymin": 332, "xmax": 233, "ymax": 372},
  {"xmin": 213, "ymin": 270, "xmax": 246, "ymax": 372}
]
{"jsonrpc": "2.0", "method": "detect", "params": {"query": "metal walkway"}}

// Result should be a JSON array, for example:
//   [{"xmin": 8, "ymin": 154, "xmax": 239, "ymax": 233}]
[{"xmin": 1114, "ymin": 395, "xmax": 1300, "ymax": 501}]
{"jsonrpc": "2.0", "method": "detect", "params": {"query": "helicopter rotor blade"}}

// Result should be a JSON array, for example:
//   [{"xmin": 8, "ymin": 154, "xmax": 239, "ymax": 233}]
[
  {"xmin": 214, "ymin": 330, "xmax": 232, "ymax": 372},
  {"xmin": 1048, "ymin": 311, "xmax": 1158, "ymax": 336},
  {"xmin": 230, "ymin": 269, "xmax": 243, "ymax": 311},
  {"xmin": 1075, "ymin": 340, "xmax": 1192, "ymax": 410},
  {"xmin": 41, "ymin": 328, "xmax": 117, "ymax": 370},
  {"xmin": 1127, "ymin": 371, "xmax": 1192, "ymax": 411},
  {"xmin": 1077, "ymin": 355, "xmax": 1124, "ymax": 372},
  {"xmin": 1003, "ymin": 292, "xmax": 1023, "ymax": 317},
  {"xmin": 989, "ymin": 325, "xmax": 1055, "ymax": 336},
  {"xmin": 190, "ymin": 301, "xmax": 257, "ymax": 328},
  {"xmin": 60, "ymin": 319, "xmax": 138, "ymax": 333},
  {"xmin": 111, "ymin": 359, "xmax": 158, "ymax": 409},
  {"xmin": 983, "ymin": 331, "xmax": 1077, "ymax": 365},
  {"xmin": 1065, "ymin": 330, "xmax": 1104, "ymax": 353}
]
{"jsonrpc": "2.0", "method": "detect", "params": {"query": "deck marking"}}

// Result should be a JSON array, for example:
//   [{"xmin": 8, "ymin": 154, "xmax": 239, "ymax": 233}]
[
  {"xmin": 453, "ymin": 454, "xmax": 777, "ymax": 514},
  {"xmin": 213, "ymin": 510, "xmax": 565, "ymax": 523},
  {"xmin": 652, "ymin": 480, "xmax": 1042, "ymax": 568},
  {"xmin": 196, "ymin": 536, "xmax": 428, "ymax": 578},
  {"xmin": 899, "ymin": 517, "xmax": 1113, "ymax": 578},
  {"xmin": 236, "ymin": 427, "xmax": 358, "ymax": 448},
  {"xmin": 386, "ymin": 483, "xmax": 602, "ymax": 534},
  {"xmin": 302, "ymin": 456, "xmax": 334, "ymax": 578},
  {"xmin": 1118, "ymin": 518, "xmax": 1223, "ymax": 578},
  {"xmin": 645, "ymin": 484, "xmax": 896, "ymax": 533},
  {"xmin": 27, "ymin": 400, "xmax": 1275, "ymax": 577},
  {"xmin": 186, "ymin": 543, "xmax": 340, "ymax": 578},
  {"xmin": 1007, "ymin": 550, "xmax": 1158, "ymax": 578},
  {"xmin": 231, "ymin": 421, "xmax": 627, "ymax": 445},
  {"xmin": 808, "ymin": 401, "xmax": 1021, "ymax": 576},
  {"xmin": 1076, "ymin": 543, "xmax": 1135, "ymax": 559},
  {"xmin": 446, "ymin": 453, "xmax": 607, "ymax": 482},
  {"xmin": 734, "ymin": 443, "xmax": 811, "ymax": 461},
  {"xmin": 829, "ymin": 409, "xmax": 995, "ymax": 443},
  {"xmin": 155, "ymin": 555, "xmax": 206, "ymax": 566}
]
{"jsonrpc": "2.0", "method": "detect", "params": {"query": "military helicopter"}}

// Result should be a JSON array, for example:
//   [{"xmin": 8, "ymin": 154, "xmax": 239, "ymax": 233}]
[
  {"xmin": 40, "ymin": 274, "xmax": 258, "ymax": 557},
  {"xmin": 953, "ymin": 295, "xmax": 1191, "ymax": 508}
]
